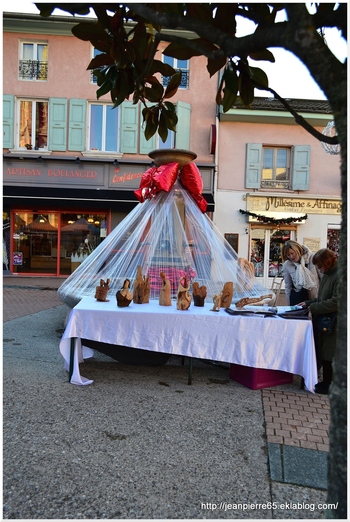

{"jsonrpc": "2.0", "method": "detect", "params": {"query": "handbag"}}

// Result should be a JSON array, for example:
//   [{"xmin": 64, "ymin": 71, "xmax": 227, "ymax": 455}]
[{"xmin": 314, "ymin": 312, "xmax": 337, "ymax": 335}]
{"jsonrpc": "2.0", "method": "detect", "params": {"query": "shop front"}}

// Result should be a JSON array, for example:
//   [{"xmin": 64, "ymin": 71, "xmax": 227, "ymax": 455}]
[
  {"xmin": 3, "ymin": 154, "xmax": 215, "ymax": 277},
  {"xmin": 243, "ymin": 194, "xmax": 341, "ymax": 288}
]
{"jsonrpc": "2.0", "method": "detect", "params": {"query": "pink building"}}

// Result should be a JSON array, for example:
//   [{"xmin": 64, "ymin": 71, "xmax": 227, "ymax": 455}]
[
  {"xmin": 3, "ymin": 12, "xmax": 340, "ymax": 285},
  {"xmin": 3, "ymin": 12, "xmax": 217, "ymax": 276}
]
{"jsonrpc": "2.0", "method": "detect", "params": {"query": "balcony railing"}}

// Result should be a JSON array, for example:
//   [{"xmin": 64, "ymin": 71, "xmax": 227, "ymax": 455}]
[
  {"xmin": 261, "ymin": 179, "xmax": 290, "ymax": 189},
  {"xmin": 162, "ymin": 70, "xmax": 189, "ymax": 89},
  {"xmin": 19, "ymin": 60, "xmax": 48, "ymax": 80}
]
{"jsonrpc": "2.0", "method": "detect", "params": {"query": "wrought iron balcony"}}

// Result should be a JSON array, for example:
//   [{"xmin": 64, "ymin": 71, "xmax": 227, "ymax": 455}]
[
  {"xmin": 260, "ymin": 179, "xmax": 290, "ymax": 189},
  {"xmin": 162, "ymin": 70, "xmax": 189, "ymax": 89},
  {"xmin": 19, "ymin": 60, "xmax": 48, "ymax": 80}
]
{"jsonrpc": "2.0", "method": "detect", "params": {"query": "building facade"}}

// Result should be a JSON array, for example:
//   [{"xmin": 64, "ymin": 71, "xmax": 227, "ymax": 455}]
[
  {"xmin": 3, "ymin": 12, "xmax": 341, "ymax": 287},
  {"xmin": 3, "ymin": 12, "xmax": 217, "ymax": 276},
  {"xmin": 214, "ymin": 98, "xmax": 341, "ymax": 288}
]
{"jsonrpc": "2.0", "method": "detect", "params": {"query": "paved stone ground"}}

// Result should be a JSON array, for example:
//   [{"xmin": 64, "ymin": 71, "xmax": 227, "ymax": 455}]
[{"xmin": 3, "ymin": 275, "xmax": 333, "ymax": 518}]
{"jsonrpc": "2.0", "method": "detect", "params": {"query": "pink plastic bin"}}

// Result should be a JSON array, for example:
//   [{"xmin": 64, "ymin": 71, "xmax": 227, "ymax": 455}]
[{"xmin": 229, "ymin": 363, "xmax": 293, "ymax": 390}]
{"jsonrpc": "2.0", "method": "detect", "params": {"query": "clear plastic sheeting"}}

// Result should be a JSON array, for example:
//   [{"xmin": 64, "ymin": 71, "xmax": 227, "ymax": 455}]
[{"xmin": 58, "ymin": 180, "xmax": 272, "ymax": 308}]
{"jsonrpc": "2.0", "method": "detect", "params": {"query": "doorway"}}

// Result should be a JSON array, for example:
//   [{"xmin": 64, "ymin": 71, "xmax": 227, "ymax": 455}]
[{"xmin": 250, "ymin": 226, "xmax": 296, "ymax": 288}]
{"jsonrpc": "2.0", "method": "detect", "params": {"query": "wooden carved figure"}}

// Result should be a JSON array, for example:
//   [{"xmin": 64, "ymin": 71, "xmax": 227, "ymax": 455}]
[
  {"xmin": 116, "ymin": 278, "xmax": 133, "ymax": 307},
  {"xmin": 133, "ymin": 265, "xmax": 150, "ymax": 304},
  {"xmin": 220, "ymin": 282, "xmax": 233, "ymax": 308},
  {"xmin": 192, "ymin": 281, "xmax": 207, "ymax": 307},
  {"xmin": 95, "ymin": 278, "xmax": 110, "ymax": 302},
  {"xmin": 177, "ymin": 275, "xmax": 191, "ymax": 310},
  {"xmin": 238, "ymin": 257, "xmax": 255, "ymax": 289},
  {"xmin": 212, "ymin": 293, "xmax": 221, "ymax": 311},
  {"xmin": 159, "ymin": 271, "xmax": 172, "ymax": 306}
]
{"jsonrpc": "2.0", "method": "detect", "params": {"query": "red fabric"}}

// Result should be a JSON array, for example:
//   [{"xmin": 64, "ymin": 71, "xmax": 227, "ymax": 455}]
[{"xmin": 134, "ymin": 160, "xmax": 207, "ymax": 213}]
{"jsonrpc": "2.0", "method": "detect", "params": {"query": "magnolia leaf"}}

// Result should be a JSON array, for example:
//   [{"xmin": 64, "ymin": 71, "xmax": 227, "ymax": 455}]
[
  {"xmin": 145, "ymin": 86, "xmax": 163, "ymax": 103},
  {"xmin": 72, "ymin": 21, "xmax": 108, "ymax": 42},
  {"xmin": 87, "ymin": 53, "xmax": 114, "ymax": 70},
  {"xmin": 162, "ymin": 107, "xmax": 178, "ymax": 131},
  {"xmin": 163, "ymin": 101, "xmax": 176, "ymax": 112},
  {"xmin": 239, "ymin": 73, "xmax": 255, "ymax": 106},
  {"xmin": 150, "ymin": 60, "xmax": 176, "ymax": 77},
  {"xmin": 96, "ymin": 78, "xmax": 113, "ymax": 99},
  {"xmin": 163, "ymin": 41, "xmax": 201, "ymax": 60},
  {"xmin": 164, "ymin": 71, "xmax": 182, "ymax": 99},
  {"xmin": 223, "ymin": 62, "xmax": 238, "ymax": 94},
  {"xmin": 144, "ymin": 118, "xmax": 158, "ymax": 141},
  {"xmin": 158, "ymin": 111, "xmax": 169, "ymax": 143},
  {"xmin": 207, "ymin": 56, "xmax": 227, "ymax": 77},
  {"xmin": 249, "ymin": 66, "xmax": 269, "ymax": 89},
  {"xmin": 249, "ymin": 49, "xmax": 275, "ymax": 62},
  {"xmin": 222, "ymin": 87, "xmax": 237, "ymax": 112}
]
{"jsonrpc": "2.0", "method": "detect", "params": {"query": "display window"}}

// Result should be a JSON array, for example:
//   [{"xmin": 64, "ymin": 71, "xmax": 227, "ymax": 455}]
[{"xmin": 11, "ymin": 210, "xmax": 108, "ymax": 276}]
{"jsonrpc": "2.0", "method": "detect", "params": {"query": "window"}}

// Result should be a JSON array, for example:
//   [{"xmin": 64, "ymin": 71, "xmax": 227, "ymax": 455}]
[
  {"xmin": 89, "ymin": 103, "xmax": 119, "ymax": 152},
  {"xmin": 19, "ymin": 41, "xmax": 48, "ymax": 81},
  {"xmin": 261, "ymin": 147, "xmax": 290, "ymax": 189},
  {"xmin": 245, "ymin": 143, "xmax": 310, "ymax": 191},
  {"xmin": 91, "ymin": 48, "xmax": 103, "ymax": 84},
  {"xmin": 18, "ymin": 99, "xmax": 48, "ymax": 150},
  {"xmin": 162, "ymin": 56, "xmax": 189, "ymax": 89}
]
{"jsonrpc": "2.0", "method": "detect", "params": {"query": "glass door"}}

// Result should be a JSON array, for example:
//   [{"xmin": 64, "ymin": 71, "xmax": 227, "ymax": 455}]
[{"xmin": 250, "ymin": 227, "xmax": 296, "ymax": 287}]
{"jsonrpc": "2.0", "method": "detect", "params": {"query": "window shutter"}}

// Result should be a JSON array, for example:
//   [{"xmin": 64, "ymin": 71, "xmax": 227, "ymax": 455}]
[
  {"xmin": 68, "ymin": 99, "xmax": 86, "ymax": 151},
  {"xmin": 120, "ymin": 101, "xmax": 138, "ymax": 153},
  {"xmin": 3, "ymin": 95, "xmax": 14, "ymax": 149},
  {"xmin": 175, "ymin": 101, "xmax": 191, "ymax": 149},
  {"xmin": 245, "ymin": 143, "xmax": 262, "ymax": 188},
  {"xmin": 291, "ymin": 145, "xmax": 310, "ymax": 190},
  {"xmin": 49, "ymin": 98, "xmax": 67, "ymax": 151},
  {"xmin": 140, "ymin": 104, "xmax": 156, "ymax": 154}
]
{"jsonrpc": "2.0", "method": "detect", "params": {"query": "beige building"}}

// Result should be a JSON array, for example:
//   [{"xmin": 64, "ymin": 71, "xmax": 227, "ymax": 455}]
[{"xmin": 214, "ymin": 98, "xmax": 341, "ymax": 288}]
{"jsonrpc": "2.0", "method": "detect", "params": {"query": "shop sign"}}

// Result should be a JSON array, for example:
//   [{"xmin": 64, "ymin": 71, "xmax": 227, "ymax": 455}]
[{"xmin": 247, "ymin": 195, "xmax": 341, "ymax": 215}]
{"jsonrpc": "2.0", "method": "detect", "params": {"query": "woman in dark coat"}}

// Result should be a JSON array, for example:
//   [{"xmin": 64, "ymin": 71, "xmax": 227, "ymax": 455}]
[{"xmin": 299, "ymin": 248, "xmax": 338, "ymax": 394}]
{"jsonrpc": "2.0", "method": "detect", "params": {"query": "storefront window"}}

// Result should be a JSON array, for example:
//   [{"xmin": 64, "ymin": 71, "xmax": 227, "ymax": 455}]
[
  {"xmin": 11, "ymin": 211, "xmax": 108, "ymax": 275},
  {"xmin": 327, "ymin": 227, "xmax": 340, "ymax": 256}
]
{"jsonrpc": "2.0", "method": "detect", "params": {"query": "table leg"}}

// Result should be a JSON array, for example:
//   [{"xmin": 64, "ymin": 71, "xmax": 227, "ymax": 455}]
[
  {"xmin": 188, "ymin": 357, "xmax": 193, "ymax": 385},
  {"xmin": 69, "ymin": 337, "xmax": 75, "ymax": 382}
]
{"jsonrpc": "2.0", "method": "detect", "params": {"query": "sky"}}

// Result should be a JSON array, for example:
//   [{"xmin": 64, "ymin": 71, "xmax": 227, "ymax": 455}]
[{"xmin": 3, "ymin": 1, "xmax": 347, "ymax": 100}]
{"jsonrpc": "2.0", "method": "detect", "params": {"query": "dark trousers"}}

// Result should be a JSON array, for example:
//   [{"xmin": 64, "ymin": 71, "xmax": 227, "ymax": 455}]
[{"xmin": 290, "ymin": 287, "xmax": 309, "ymax": 306}]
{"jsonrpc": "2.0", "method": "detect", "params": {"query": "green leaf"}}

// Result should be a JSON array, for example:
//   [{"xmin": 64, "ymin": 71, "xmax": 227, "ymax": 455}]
[
  {"xmin": 163, "ymin": 101, "xmax": 176, "ymax": 112},
  {"xmin": 150, "ymin": 60, "xmax": 176, "ymax": 77},
  {"xmin": 87, "ymin": 54, "xmax": 114, "ymax": 70},
  {"xmin": 158, "ymin": 111, "xmax": 169, "ymax": 143},
  {"xmin": 223, "ymin": 61, "xmax": 238, "ymax": 94},
  {"xmin": 145, "ymin": 86, "xmax": 163, "ymax": 103},
  {"xmin": 248, "ymin": 49, "xmax": 275, "ymax": 63},
  {"xmin": 163, "ymin": 42, "xmax": 201, "ymax": 60},
  {"xmin": 144, "ymin": 118, "xmax": 158, "ymax": 141},
  {"xmin": 239, "ymin": 73, "xmax": 255, "ymax": 107},
  {"xmin": 96, "ymin": 78, "xmax": 113, "ymax": 99},
  {"xmin": 164, "ymin": 71, "xmax": 182, "ymax": 99},
  {"xmin": 71, "ymin": 21, "xmax": 108, "ymax": 42},
  {"xmin": 207, "ymin": 56, "xmax": 227, "ymax": 77},
  {"xmin": 222, "ymin": 87, "xmax": 237, "ymax": 112},
  {"xmin": 162, "ymin": 108, "xmax": 178, "ymax": 131},
  {"xmin": 249, "ymin": 67, "xmax": 269, "ymax": 89}
]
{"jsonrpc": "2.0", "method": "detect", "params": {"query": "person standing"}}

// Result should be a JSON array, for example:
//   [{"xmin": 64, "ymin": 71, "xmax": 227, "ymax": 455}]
[
  {"xmin": 281, "ymin": 240, "xmax": 320, "ymax": 306},
  {"xmin": 298, "ymin": 248, "xmax": 338, "ymax": 394}
]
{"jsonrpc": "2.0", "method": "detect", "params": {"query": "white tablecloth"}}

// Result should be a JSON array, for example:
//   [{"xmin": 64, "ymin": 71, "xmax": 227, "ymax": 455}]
[{"xmin": 59, "ymin": 296, "xmax": 317, "ymax": 391}]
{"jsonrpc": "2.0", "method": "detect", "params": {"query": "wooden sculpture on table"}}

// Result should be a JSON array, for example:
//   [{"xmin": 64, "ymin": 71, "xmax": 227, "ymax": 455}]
[
  {"xmin": 133, "ymin": 265, "xmax": 150, "ymax": 304},
  {"xmin": 235, "ymin": 294, "xmax": 273, "ymax": 309},
  {"xmin": 220, "ymin": 281, "xmax": 233, "ymax": 308},
  {"xmin": 95, "ymin": 278, "xmax": 110, "ymax": 302},
  {"xmin": 177, "ymin": 275, "xmax": 191, "ymax": 310},
  {"xmin": 159, "ymin": 271, "xmax": 172, "ymax": 306},
  {"xmin": 238, "ymin": 257, "xmax": 255, "ymax": 289},
  {"xmin": 116, "ymin": 278, "xmax": 133, "ymax": 307},
  {"xmin": 211, "ymin": 293, "xmax": 221, "ymax": 311},
  {"xmin": 192, "ymin": 281, "xmax": 207, "ymax": 307}
]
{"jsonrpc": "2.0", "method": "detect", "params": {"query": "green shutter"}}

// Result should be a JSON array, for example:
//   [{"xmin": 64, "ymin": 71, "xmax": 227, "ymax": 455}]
[
  {"xmin": 291, "ymin": 145, "xmax": 310, "ymax": 190},
  {"xmin": 245, "ymin": 143, "xmax": 262, "ymax": 188},
  {"xmin": 140, "ymin": 103, "xmax": 156, "ymax": 154},
  {"xmin": 3, "ymin": 95, "xmax": 14, "ymax": 149},
  {"xmin": 120, "ymin": 101, "xmax": 138, "ymax": 153},
  {"xmin": 68, "ymin": 99, "xmax": 86, "ymax": 151},
  {"xmin": 175, "ymin": 101, "xmax": 191, "ymax": 149},
  {"xmin": 49, "ymin": 98, "xmax": 67, "ymax": 151}
]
